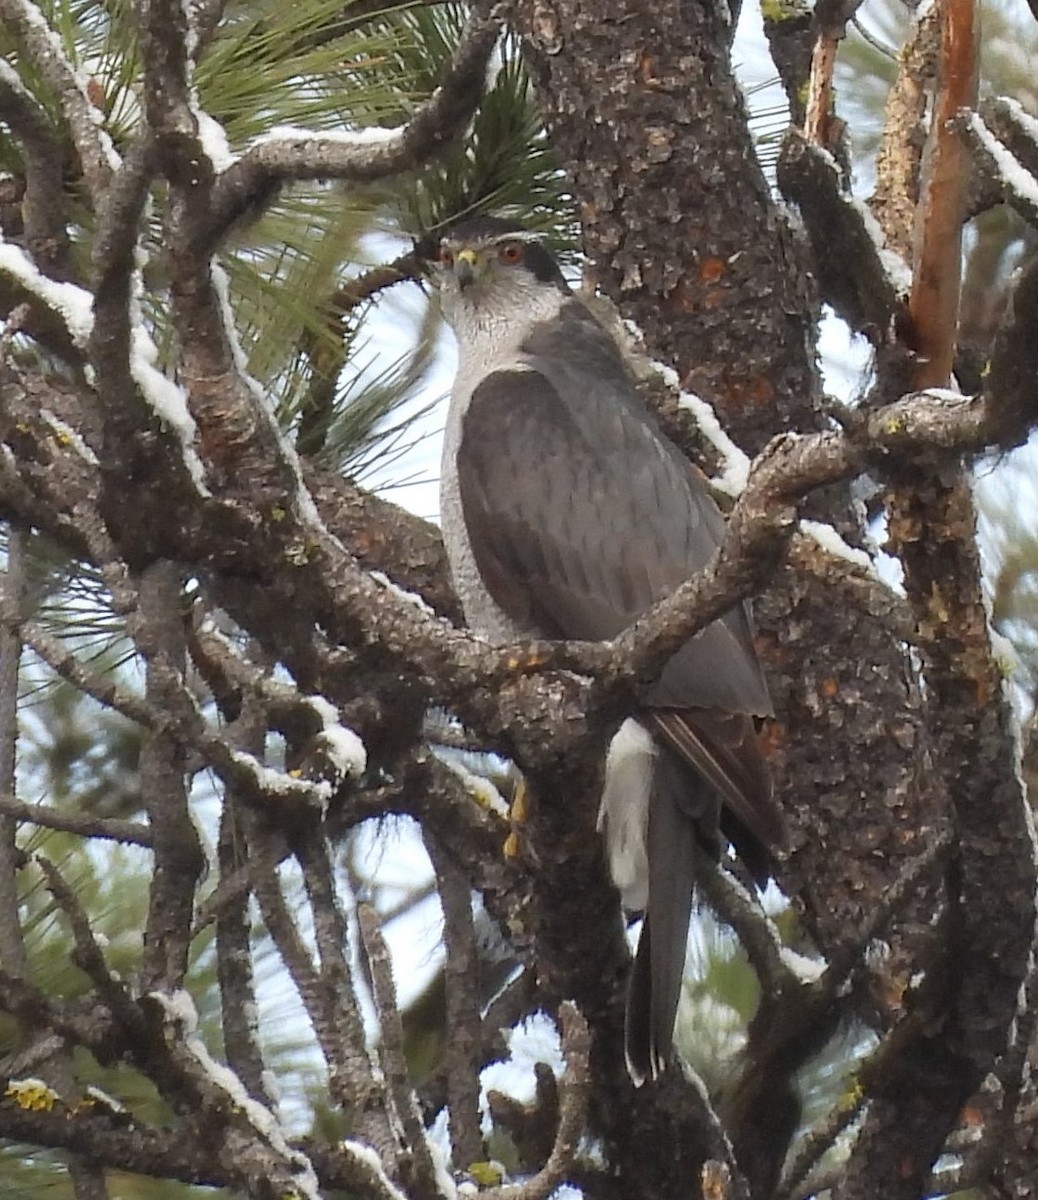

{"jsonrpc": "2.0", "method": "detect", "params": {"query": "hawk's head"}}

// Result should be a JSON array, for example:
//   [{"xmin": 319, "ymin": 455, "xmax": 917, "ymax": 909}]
[{"xmin": 427, "ymin": 218, "xmax": 570, "ymax": 332}]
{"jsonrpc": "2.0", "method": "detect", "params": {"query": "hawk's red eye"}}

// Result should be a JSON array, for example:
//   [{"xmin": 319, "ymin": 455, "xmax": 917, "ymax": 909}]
[
  {"xmin": 438, "ymin": 246, "xmax": 454, "ymax": 267},
  {"xmin": 498, "ymin": 242, "xmax": 524, "ymax": 265}
]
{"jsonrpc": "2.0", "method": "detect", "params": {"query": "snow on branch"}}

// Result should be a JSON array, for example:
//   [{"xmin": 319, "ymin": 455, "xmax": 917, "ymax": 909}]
[
  {"xmin": 961, "ymin": 108, "xmax": 1038, "ymax": 230},
  {"xmin": 0, "ymin": 239, "xmax": 94, "ymax": 346},
  {"xmin": 0, "ymin": 233, "xmax": 208, "ymax": 490},
  {"xmin": 203, "ymin": 4, "xmax": 507, "ymax": 248},
  {"xmin": 144, "ymin": 989, "xmax": 323, "ymax": 1200},
  {"xmin": 778, "ymin": 131, "xmax": 910, "ymax": 338},
  {"xmin": 660, "ymin": 370, "xmax": 877, "ymax": 576}
]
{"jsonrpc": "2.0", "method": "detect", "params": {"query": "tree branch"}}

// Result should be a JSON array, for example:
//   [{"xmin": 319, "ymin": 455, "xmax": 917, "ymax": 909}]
[
  {"xmin": 0, "ymin": 0, "xmax": 118, "ymax": 202},
  {"xmin": 424, "ymin": 831, "xmax": 484, "ymax": 1168},
  {"xmin": 357, "ymin": 902, "xmax": 445, "ymax": 1197},
  {"xmin": 204, "ymin": 5, "xmax": 507, "ymax": 250},
  {"xmin": 0, "ymin": 60, "xmax": 73, "ymax": 277}
]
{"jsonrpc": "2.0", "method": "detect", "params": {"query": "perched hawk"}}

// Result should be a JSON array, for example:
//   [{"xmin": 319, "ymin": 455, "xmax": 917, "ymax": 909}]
[{"xmin": 431, "ymin": 218, "xmax": 784, "ymax": 1083}]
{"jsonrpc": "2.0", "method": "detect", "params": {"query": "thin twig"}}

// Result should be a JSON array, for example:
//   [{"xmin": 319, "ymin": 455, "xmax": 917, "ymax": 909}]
[
  {"xmin": 425, "ymin": 830, "xmax": 484, "ymax": 1168},
  {"xmin": 0, "ymin": 526, "xmax": 29, "ymax": 977},
  {"xmin": 778, "ymin": 1079, "xmax": 867, "ymax": 1199},
  {"xmin": 22, "ymin": 620, "xmax": 157, "ymax": 730},
  {"xmin": 294, "ymin": 829, "xmax": 375, "ymax": 1103},
  {"xmin": 696, "ymin": 862, "xmax": 797, "ymax": 996},
  {"xmin": 0, "ymin": 793, "xmax": 152, "ymax": 846},
  {"xmin": 357, "ymin": 901, "xmax": 444, "ymax": 1197},
  {"xmin": 35, "ymin": 855, "xmax": 144, "ymax": 1038},
  {"xmin": 247, "ymin": 825, "xmax": 393, "ymax": 1161},
  {"xmin": 135, "ymin": 561, "xmax": 203, "ymax": 995},
  {"xmin": 214, "ymin": 797, "xmax": 272, "ymax": 1107}
]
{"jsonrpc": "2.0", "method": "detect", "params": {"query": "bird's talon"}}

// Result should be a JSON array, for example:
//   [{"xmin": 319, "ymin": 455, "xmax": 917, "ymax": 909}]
[{"xmin": 510, "ymin": 778, "xmax": 529, "ymax": 824}]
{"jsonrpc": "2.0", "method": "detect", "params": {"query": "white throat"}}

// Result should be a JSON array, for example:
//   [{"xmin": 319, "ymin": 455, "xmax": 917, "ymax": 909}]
[{"xmin": 441, "ymin": 279, "xmax": 568, "ymax": 396}]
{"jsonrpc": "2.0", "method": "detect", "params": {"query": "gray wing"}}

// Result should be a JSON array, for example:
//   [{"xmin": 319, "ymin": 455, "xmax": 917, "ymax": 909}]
[
  {"xmin": 456, "ymin": 304, "xmax": 783, "ymax": 855},
  {"xmin": 458, "ymin": 304, "xmax": 771, "ymax": 707}
]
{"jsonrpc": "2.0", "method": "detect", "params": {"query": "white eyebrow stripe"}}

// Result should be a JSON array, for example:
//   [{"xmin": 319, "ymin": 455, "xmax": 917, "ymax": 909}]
[{"xmin": 445, "ymin": 229, "xmax": 547, "ymax": 247}]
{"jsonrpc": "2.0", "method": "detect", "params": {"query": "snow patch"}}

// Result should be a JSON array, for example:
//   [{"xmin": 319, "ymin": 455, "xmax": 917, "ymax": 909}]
[
  {"xmin": 304, "ymin": 694, "xmax": 368, "ymax": 780},
  {"xmin": 798, "ymin": 519, "xmax": 874, "ymax": 571},
  {"xmin": 196, "ymin": 110, "xmax": 237, "ymax": 171},
  {"xmin": 779, "ymin": 946, "xmax": 827, "ymax": 983},
  {"xmin": 340, "ymin": 1140, "xmax": 411, "ymax": 1200},
  {"xmin": 253, "ymin": 123, "xmax": 403, "ymax": 149},
  {"xmin": 128, "ymin": 327, "xmax": 208, "ymax": 492},
  {"xmin": 149, "ymin": 990, "xmax": 321, "ymax": 1200},
  {"xmin": 40, "ymin": 409, "xmax": 99, "ymax": 465},
  {"xmin": 370, "ymin": 570, "xmax": 436, "ymax": 617},
  {"xmin": 0, "ymin": 241, "xmax": 94, "ymax": 345},
  {"xmin": 229, "ymin": 747, "xmax": 332, "ymax": 806},
  {"xmin": 852, "ymin": 199, "xmax": 912, "ymax": 295},
  {"xmin": 675, "ymin": 390, "xmax": 751, "ymax": 496},
  {"xmin": 966, "ymin": 110, "xmax": 1038, "ymax": 218}
]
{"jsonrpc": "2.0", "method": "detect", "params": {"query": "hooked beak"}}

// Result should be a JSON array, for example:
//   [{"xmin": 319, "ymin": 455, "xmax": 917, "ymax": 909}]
[{"xmin": 455, "ymin": 247, "xmax": 478, "ymax": 290}]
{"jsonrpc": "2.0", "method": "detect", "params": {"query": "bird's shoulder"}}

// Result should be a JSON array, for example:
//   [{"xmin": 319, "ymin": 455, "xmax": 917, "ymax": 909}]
[{"xmin": 460, "ymin": 299, "xmax": 683, "ymax": 477}]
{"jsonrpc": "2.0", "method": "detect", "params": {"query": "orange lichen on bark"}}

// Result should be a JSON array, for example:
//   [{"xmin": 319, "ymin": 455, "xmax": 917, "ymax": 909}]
[{"xmin": 700, "ymin": 256, "xmax": 725, "ymax": 284}]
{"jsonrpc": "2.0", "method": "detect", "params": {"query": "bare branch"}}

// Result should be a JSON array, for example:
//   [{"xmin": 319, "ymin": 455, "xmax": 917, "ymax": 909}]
[
  {"xmin": 298, "ymin": 252, "xmax": 420, "ymax": 457},
  {"xmin": 135, "ymin": 562, "xmax": 204, "ymax": 995},
  {"xmin": 871, "ymin": 0, "xmax": 940, "ymax": 258},
  {"xmin": 248, "ymin": 829, "xmax": 395, "ymax": 1161},
  {"xmin": 22, "ymin": 620, "xmax": 156, "ymax": 729},
  {"xmin": 779, "ymin": 1079, "xmax": 867, "ymax": 1200},
  {"xmin": 35, "ymin": 855, "xmax": 145, "ymax": 1038},
  {"xmin": 0, "ymin": 61, "xmax": 72, "ymax": 276},
  {"xmin": 0, "ymin": 793, "xmax": 152, "ymax": 847},
  {"xmin": 214, "ymin": 801, "xmax": 272, "ymax": 1108},
  {"xmin": 295, "ymin": 830, "xmax": 375, "ymax": 1091},
  {"xmin": 803, "ymin": 30, "xmax": 840, "ymax": 152},
  {"xmin": 908, "ymin": 0, "xmax": 978, "ymax": 386},
  {"xmin": 0, "ymin": 527, "xmax": 28, "ymax": 977},
  {"xmin": 425, "ymin": 831, "xmax": 484, "ymax": 1168},
  {"xmin": 695, "ymin": 863, "xmax": 797, "ymax": 997}
]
